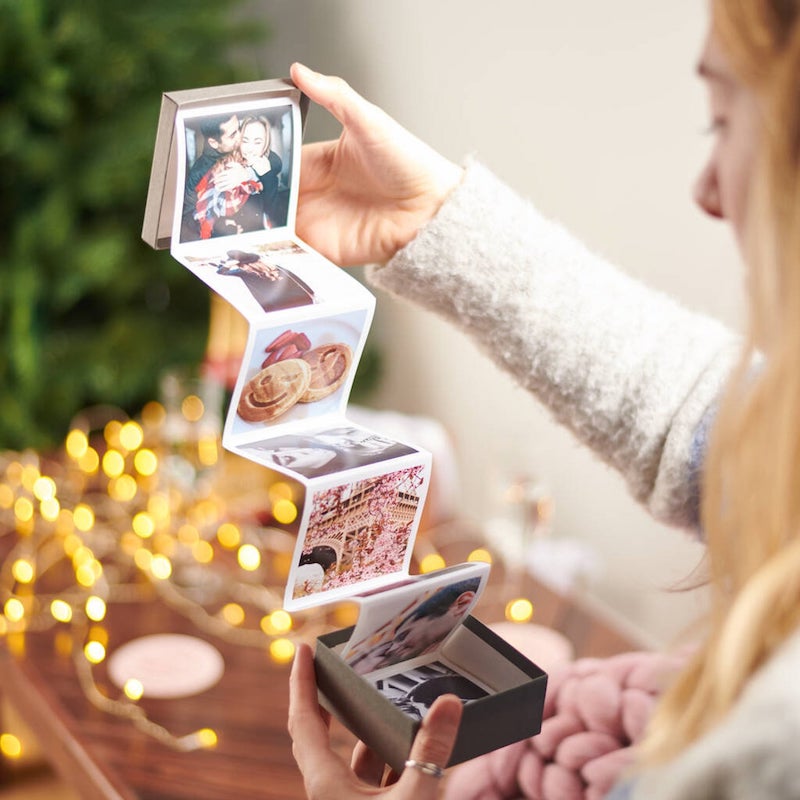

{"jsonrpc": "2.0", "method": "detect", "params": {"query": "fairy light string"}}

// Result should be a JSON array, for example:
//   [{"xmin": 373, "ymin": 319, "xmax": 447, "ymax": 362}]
[
  {"xmin": 0, "ymin": 394, "xmax": 529, "ymax": 755},
  {"xmin": 0, "ymin": 399, "xmax": 337, "ymax": 752}
]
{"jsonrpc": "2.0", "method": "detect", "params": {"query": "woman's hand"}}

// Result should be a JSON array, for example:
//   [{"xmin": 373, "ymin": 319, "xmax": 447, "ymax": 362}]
[
  {"xmin": 288, "ymin": 643, "xmax": 463, "ymax": 799},
  {"xmin": 290, "ymin": 63, "xmax": 463, "ymax": 267}
]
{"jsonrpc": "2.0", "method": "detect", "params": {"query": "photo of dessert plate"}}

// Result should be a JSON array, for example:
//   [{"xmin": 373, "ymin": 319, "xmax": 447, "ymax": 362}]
[{"xmin": 233, "ymin": 314, "xmax": 364, "ymax": 433}]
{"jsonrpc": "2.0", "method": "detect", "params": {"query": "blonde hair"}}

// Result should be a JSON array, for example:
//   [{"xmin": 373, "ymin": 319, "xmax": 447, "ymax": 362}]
[{"xmin": 640, "ymin": 0, "xmax": 800, "ymax": 764}]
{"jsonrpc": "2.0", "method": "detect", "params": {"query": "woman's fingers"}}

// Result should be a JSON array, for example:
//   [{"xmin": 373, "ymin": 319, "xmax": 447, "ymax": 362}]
[
  {"xmin": 351, "ymin": 739, "xmax": 388, "ymax": 786},
  {"xmin": 291, "ymin": 63, "xmax": 381, "ymax": 136},
  {"xmin": 397, "ymin": 694, "xmax": 463, "ymax": 794},
  {"xmin": 287, "ymin": 644, "xmax": 338, "ymax": 779}
]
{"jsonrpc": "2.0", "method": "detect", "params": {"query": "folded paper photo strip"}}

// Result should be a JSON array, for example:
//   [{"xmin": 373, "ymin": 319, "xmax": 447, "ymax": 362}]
[{"xmin": 143, "ymin": 78, "xmax": 546, "ymax": 767}]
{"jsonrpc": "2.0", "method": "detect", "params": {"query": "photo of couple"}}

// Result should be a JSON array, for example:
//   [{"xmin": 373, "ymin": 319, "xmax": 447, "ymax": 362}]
[{"xmin": 179, "ymin": 104, "xmax": 293, "ymax": 243}]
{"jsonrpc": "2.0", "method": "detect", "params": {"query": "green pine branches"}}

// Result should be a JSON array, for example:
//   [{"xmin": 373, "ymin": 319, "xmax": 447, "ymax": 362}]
[{"xmin": 0, "ymin": 0, "xmax": 267, "ymax": 448}]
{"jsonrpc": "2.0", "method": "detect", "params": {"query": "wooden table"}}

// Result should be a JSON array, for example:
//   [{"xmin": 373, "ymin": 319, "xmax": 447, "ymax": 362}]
[
  {"xmin": 0, "ymin": 529, "xmax": 639, "ymax": 800},
  {"xmin": 0, "ymin": 596, "xmax": 334, "ymax": 800}
]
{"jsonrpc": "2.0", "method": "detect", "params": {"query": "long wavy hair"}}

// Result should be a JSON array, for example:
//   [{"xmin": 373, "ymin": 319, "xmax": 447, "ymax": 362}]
[{"xmin": 640, "ymin": 0, "xmax": 800, "ymax": 764}]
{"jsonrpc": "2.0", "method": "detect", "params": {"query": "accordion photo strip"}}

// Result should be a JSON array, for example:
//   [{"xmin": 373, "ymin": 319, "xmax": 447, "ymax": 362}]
[{"xmin": 143, "ymin": 77, "xmax": 546, "ymax": 770}]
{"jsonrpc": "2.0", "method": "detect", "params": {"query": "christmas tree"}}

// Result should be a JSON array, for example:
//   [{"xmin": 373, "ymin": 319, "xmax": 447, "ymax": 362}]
[{"xmin": 0, "ymin": 0, "xmax": 268, "ymax": 449}]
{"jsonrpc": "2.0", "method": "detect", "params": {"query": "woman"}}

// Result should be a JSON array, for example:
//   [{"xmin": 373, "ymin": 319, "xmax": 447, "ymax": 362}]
[
  {"xmin": 287, "ymin": 0, "xmax": 800, "ymax": 798},
  {"xmin": 194, "ymin": 115, "xmax": 285, "ymax": 238}
]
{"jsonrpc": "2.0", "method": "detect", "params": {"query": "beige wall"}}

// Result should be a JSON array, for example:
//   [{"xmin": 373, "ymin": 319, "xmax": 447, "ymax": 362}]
[{"xmin": 251, "ymin": 0, "xmax": 744, "ymax": 647}]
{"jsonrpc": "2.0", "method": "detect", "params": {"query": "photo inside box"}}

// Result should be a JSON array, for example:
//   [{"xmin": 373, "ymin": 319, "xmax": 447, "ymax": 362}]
[{"xmin": 372, "ymin": 659, "xmax": 490, "ymax": 721}]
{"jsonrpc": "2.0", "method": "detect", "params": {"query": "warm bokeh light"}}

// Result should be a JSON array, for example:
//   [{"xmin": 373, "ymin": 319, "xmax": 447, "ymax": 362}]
[
  {"xmin": 216, "ymin": 523, "xmax": 240, "ymax": 549},
  {"xmin": 221, "ymin": 603, "xmax": 245, "ymax": 626},
  {"xmin": 148, "ymin": 492, "xmax": 171, "ymax": 522},
  {"xmin": 192, "ymin": 540, "xmax": 214, "ymax": 564},
  {"xmin": 32, "ymin": 476, "xmax": 57, "ymax": 501},
  {"xmin": 419, "ymin": 553, "xmax": 446, "ymax": 573},
  {"xmin": 124, "ymin": 678, "xmax": 145, "ymax": 701},
  {"xmin": 132, "ymin": 512, "xmax": 155, "ymax": 539},
  {"xmin": 134, "ymin": 449, "xmax": 158, "ymax": 476},
  {"xmin": 0, "ymin": 734, "xmax": 22, "ymax": 759},
  {"xmin": 11, "ymin": 559, "xmax": 35, "ymax": 585},
  {"xmin": 181, "ymin": 394, "xmax": 205, "ymax": 422},
  {"xmin": 237, "ymin": 544, "xmax": 260, "ymax": 571},
  {"xmin": 5, "ymin": 462, "xmax": 24, "ymax": 486},
  {"xmin": 77, "ymin": 447, "xmax": 100, "ymax": 474},
  {"xmin": 84, "ymin": 640, "xmax": 106, "ymax": 664},
  {"xmin": 104, "ymin": 420, "xmax": 123, "ymax": 448},
  {"xmin": 150, "ymin": 554, "xmax": 172, "ymax": 580},
  {"xmin": 73, "ymin": 504, "xmax": 95, "ymax": 532},
  {"xmin": 119, "ymin": 421, "xmax": 144, "ymax": 451},
  {"xmin": 86, "ymin": 596, "xmax": 107, "ymax": 622},
  {"xmin": 196, "ymin": 728, "xmax": 218, "ymax": 748},
  {"xmin": 197, "ymin": 436, "xmax": 219, "ymax": 466},
  {"xmin": 89, "ymin": 626, "xmax": 108, "ymax": 647},
  {"xmin": 4, "ymin": 598, "xmax": 24, "ymax": 622},
  {"xmin": 109, "ymin": 474, "xmax": 137, "ymax": 502},
  {"xmin": 260, "ymin": 610, "xmax": 293, "ymax": 636},
  {"xmin": 102, "ymin": 450, "xmax": 125, "ymax": 479},
  {"xmin": 62, "ymin": 533, "xmax": 82, "ymax": 556},
  {"xmin": 134, "ymin": 548, "xmax": 153, "ymax": 571},
  {"xmin": 21, "ymin": 465, "xmax": 40, "ymax": 492},
  {"xmin": 71, "ymin": 545, "xmax": 94, "ymax": 567},
  {"xmin": 268, "ymin": 481, "xmax": 294, "ymax": 503},
  {"xmin": 269, "ymin": 638, "xmax": 295, "ymax": 664},
  {"xmin": 505, "ymin": 597, "xmax": 535, "ymax": 623},
  {"xmin": 0, "ymin": 484, "xmax": 13, "ymax": 509},
  {"xmin": 50, "ymin": 599, "xmax": 73, "ymax": 623},
  {"xmin": 65, "ymin": 429, "xmax": 89, "ymax": 459},
  {"xmin": 40, "ymin": 497, "xmax": 61, "ymax": 521},
  {"xmin": 467, "ymin": 548, "xmax": 493, "ymax": 564},
  {"xmin": 272, "ymin": 499, "xmax": 297, "ymax": 525},
  {"xmin": 75, "ymin": 561, "xmax": 100, "ymax": 588},
  {"xmin": 13, "ymin": 497, "xmax": 34, "ymax": 523}
]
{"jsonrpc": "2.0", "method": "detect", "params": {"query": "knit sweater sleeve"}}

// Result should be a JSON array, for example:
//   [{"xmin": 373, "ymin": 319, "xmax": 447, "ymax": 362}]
[{"xmin": 366, "ymin": 160, "xmax": 740, "ymax": 529}]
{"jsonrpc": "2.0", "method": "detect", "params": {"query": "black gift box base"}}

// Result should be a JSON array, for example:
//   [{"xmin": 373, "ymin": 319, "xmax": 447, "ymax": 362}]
[{"xmin": 315, "ymin": 615, "xmax": 547, "ymax": 773}]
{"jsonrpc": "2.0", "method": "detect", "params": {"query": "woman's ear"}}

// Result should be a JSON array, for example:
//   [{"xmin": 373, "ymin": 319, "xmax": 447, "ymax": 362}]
[{"xmin": 453, "ymin": 591, "xmax": 475, "ymax": 615}]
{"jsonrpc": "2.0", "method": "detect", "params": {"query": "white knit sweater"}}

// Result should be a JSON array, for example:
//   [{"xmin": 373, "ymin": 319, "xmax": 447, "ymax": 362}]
[
  {"xmin": 367, "ymin": 161, "xmax": 739, "ymax": 531},
  {"xmin": 366, "ymin": 161, "xmax": 800, "ymax": 798}
]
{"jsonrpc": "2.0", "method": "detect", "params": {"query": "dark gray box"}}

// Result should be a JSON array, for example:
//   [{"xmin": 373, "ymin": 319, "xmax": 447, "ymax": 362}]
[{"xmin": 315, "ymin": 615, "xmax": 547, "ymax": 773}]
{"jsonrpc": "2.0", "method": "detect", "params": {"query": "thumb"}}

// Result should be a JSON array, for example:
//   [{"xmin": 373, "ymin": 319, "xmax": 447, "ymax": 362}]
[
  {"xmin": 290, "ymin": 63, "xmax": 384, "ymax": 137},
  {"xmin": 398, "ymin": 694, "xmax": 463, "ymax": 793}
]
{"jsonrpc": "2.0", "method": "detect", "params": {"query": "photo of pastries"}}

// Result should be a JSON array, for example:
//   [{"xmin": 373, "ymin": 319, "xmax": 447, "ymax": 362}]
[{"xmin": 233, "ymin": 311, "xmax": 363, "ymax": 430}]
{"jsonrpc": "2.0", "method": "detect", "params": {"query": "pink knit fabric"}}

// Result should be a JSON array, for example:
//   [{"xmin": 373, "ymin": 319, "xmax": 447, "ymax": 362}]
[{"xmin": 443, "ymin": 651, "xmax": 685, "ymax": 800}]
